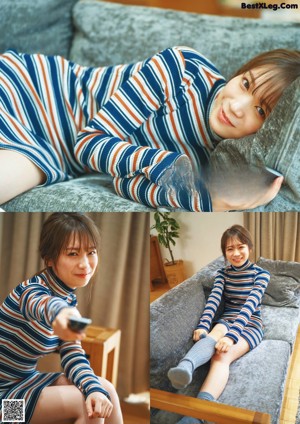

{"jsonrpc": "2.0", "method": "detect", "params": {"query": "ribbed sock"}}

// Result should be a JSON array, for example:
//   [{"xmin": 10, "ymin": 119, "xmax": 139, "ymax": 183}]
[{"xmin": 168, "ymin": 336, "xmax": 216, "ymax": 389}]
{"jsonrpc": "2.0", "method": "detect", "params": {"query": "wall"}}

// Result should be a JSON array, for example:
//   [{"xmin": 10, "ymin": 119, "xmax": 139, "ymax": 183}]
[{"xmin": 150, "ymin": 212, "xmax": 244, "ymax": 278}]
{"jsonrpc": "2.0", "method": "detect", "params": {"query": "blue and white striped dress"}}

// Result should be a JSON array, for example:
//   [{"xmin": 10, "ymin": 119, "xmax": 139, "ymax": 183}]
[
  {"xmin": 0, "ymin": 268, "xmax": 109, "ymax": 423},
  {"xmin": 197, "ymin": 260, "xmax": 270, "ymax": 349},
  {"xmin": 0, "ymin": 46, "xmax": 225, "ymax": 211}
]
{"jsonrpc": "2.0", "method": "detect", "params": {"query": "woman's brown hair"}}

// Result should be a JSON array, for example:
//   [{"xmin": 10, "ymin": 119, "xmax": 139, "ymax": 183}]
[
  {"xmin": 231, "ymin": 49, "xmax": 300, "ymax": 114},
  {"xmin": 221, "ymin": 225, "xmax": 253, "ymax": 258},
  {"xmin": 39, "ymin": 213, "xmax": 100, "ymax": 266}
]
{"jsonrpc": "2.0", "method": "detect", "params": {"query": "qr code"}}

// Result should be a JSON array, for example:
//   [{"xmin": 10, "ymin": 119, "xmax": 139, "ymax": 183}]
[{"xmin": 2, "ymin": 399, "xmax": 25, "ymax": 422}]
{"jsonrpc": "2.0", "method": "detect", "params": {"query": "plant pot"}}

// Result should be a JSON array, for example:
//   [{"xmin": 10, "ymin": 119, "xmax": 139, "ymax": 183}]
[{"xmin": 163, "ymin": 260, "xmax": 185, "ymax": 288}]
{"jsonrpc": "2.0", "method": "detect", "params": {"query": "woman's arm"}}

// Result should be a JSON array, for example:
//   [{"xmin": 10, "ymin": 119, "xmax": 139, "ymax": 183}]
[
  {"xmin": 19, "ymin": 284, "xmax": 71, "ymax": 327},
  {"xmin": 225, "ymin": 270, "xmax": 270, "ymax": 344},
  {"xmin": 74, "ymin": 47, "xmax": 213, "ymax": 211},
  {"xmin": 196, "ymin": 271, "xmax": 225, "ymax": 332},
  {"xmin": 59, "ymin": 341, "xmax": 110, "ymax": 400}
]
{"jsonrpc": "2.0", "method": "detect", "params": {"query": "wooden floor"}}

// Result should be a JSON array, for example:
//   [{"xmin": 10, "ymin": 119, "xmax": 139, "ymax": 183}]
[
  {"xmin": 150, "ymin": 280, "xmax": 170, "ymax": 303},
  {"xmin": 122, "ymin": 400, "xmax": 149, "ymax": 424},
  {"xmin": 150, "ymin": 285, "xmax": 300, "ymax": 424}
]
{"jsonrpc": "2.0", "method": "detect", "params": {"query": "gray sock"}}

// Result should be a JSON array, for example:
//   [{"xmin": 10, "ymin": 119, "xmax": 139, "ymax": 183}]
[{"xmin": 168, "ymin": 336, "xmax": 216, "ymax": 389}]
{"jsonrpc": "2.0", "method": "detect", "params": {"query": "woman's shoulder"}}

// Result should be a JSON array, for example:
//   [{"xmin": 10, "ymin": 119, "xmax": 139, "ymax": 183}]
[{"xmin": 252, "ymin": 263, "xmax": 271, "ymax": 276}]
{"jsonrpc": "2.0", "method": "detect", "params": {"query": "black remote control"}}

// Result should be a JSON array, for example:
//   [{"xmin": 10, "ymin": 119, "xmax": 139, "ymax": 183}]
[{"xmin": 68, "ymin": 316, "xmax": 92, "ymax": 332}]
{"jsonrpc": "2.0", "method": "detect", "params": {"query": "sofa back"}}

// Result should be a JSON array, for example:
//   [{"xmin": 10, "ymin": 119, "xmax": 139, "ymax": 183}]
[
  {"xmin": 0, "ymin": 0, "xmax": 77, "ymax": 57},
  {"xmin": 70, "ymin": 0, "xmax": 300, "ymax": 79}
]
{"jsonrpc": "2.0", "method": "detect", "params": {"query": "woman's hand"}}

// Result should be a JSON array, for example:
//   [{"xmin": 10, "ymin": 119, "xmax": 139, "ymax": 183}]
[
  {"xmin": 86, "ymin": 392, "xmax": 113, "ymax": 419},
  {"xmin": 212, "ymin": 175, "xmax": 284, "ymax": 211},
  {"xmin": 52, "ymin": 307, "xmax": 85, "ymax": 341},
  {"xmin": 215, "ymin": 336, "xmax": 234, "ymax": 353},
  {"xmin": 193, "ymin": 329, "xmax": 208, "ymax": 342}
]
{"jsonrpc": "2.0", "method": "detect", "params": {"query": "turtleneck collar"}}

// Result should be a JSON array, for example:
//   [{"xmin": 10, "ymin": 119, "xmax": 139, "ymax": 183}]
[
  {"xmin": 41, "ymin": 268, "xmax": 77, "ymax": 305},
  {"xmin": 205, "ymin": 79, "xmax": 226, "ymax": 148},
  {"xmin": 231, "ymin": 259, "xmax": 252, "ymax": 271}
]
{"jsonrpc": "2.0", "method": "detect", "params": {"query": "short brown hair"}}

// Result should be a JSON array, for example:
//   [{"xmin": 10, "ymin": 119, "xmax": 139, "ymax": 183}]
[
  {"xmin": 221, "ymin": 225, "xmax": 253, "ymax": 258},
  {"xmin": 39, "ymin": 213, "xmax": 100, "ymax": 266},
  {"xmin": 231, "ymin": 49, "xmax": 300, "ymax": 114}
]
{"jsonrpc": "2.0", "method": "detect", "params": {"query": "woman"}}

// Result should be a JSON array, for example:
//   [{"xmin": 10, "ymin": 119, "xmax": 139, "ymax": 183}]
[
  {"xmin": 0, "ymin": 213, "xmax": 123, "ymax": 424},
  {"xmin": 167, "ymin": 225, "xmax": 270, "ymax": 423},
  {"xmin": 1, "ymin": 47, "xmax": 299, "ymax": 210}
]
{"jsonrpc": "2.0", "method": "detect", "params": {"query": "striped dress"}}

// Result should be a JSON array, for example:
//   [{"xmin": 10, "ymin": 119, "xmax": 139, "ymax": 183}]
[
  {"xmin": 197, "ymin": 260, "xmax": 270, "ymax": 349},
  {"xmin": 0, "ymin": 46, "xmax": 225, "ymax": 211},
  {"xmin": 0, "ymin": 268, "xmax": 109, "ymax": 423}
]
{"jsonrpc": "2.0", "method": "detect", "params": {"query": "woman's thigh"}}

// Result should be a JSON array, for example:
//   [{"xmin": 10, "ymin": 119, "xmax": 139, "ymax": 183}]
[
  {"xmin": 213, "ymin": 336, "xmax": 250, "ymax": 364},
  {"xmin": 208, "ymin": 323, "xmax": 228, "ymax": 341},
  {"xmin": 0, "ymin": 150, "xmax": 45, "ymax": 204},
  {"xmin": 30, "ymin": 383, "xmax": 102, "ymax": 424}
]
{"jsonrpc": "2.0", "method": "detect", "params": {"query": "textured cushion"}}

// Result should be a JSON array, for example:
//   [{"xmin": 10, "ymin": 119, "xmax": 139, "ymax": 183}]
[
  {"xmin": 257, "ymin": 257, "xmax": 300, "ymax": 307},
  {"xmin": 70, "ymin": 0, "xmax": 300, "ymax": 80},
  {"xmin": 2, "ymin": 175, "xmax": 152, "ymax": 212},
  {"xmin": 150, "ymin": 275, "xmax": 206, "ymax": 393},
  {"xmin": 0, "ymin": 0, "xmax": 77, "ymax": 57},
  {"xmin": 209, "ymin": 77, "xmax": 300, "ymax": 211},
  {"xmin": 262, "ymin": 304, "xmax": 300, "ymax": 345}
]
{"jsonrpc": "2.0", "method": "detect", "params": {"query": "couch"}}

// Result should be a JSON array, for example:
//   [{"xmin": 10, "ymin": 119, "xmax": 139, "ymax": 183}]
[
  {"xmin": 150, "ymin": 256, "xmax": 300, "ymax": 424},
  {"xmin": 1, "ymin": 0, "xmax": 300, "ymax": 212}
]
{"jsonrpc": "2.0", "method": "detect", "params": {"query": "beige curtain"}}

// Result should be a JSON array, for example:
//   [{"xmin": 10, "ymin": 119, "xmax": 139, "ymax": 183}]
[
  {"xmin": 0, "ymin": 212, "xmax": 149, "ymax": 398},
  {"xmin": 243, "ymin": 212, "xmax": 300, "ymax": 262}
]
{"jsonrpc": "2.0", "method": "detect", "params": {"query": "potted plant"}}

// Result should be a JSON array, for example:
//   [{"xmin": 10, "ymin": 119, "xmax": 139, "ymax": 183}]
[{"xmin": 151, "ymin": 212, "xmax": 185, "ymax": 287}]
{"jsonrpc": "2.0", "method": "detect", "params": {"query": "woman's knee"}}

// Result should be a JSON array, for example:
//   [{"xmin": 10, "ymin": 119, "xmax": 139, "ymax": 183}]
[{"xmin": 97, "ymin": 378, "xmax": 118, "ymax": 399}]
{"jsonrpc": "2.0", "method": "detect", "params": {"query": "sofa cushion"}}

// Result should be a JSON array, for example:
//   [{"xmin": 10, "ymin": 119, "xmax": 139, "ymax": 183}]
[
  {"xmin": 0, "ymin": 0, "xmax": 77, "ymax": 57},
  {"xmin": 257, "ymin": 257, "xmax": 300, "ymax": 307},
  {"xmin": 2, "ymin": 175, "xmax": 152, "ymax": 212},
  {"xmin": 151, "ymin": 339, "xmax": 291, "ymax": 424},
  {"xmin": 262, "ymin": 304, "xmax": 300, "ymax": 345},
  {"xmin": 70, "ymin": 0, "xmax": 300, "ymax": 79},
  {"xmin": 208, "ymin": 77, "xmax": 300, "ymax": 212},
  {"xmin": 150, "ymin": 275, "xmax": 206, "ymax": 393}
]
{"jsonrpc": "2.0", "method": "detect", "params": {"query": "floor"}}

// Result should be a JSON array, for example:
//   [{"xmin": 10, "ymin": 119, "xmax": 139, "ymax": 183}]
[
  {"xmin": 122, "ymin": 400, "xmax": 149, "ymax": 424},
  {"xmin": 150, "ymin": 279, "xmax": 170, "ymax": 303},
  {"xmin": 150, "ymin": 284, "xmax": 300, "ymax": 424}
]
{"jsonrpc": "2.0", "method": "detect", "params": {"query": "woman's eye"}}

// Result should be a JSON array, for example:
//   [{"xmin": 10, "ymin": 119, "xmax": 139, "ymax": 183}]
[
  {"xmin": 68, "ymin": 252, "xmax": 78, "ymax": 256},
  {"xmin": 242, "ymin": 77, "xmax": 250, "ymax": 90},
  {"xmin": 89, "ymin": 250, "xmax": 97, "ymax": 255},
  {"xmin": 256, "ymin": 106, "xmax": 266, "ymax": 119}
]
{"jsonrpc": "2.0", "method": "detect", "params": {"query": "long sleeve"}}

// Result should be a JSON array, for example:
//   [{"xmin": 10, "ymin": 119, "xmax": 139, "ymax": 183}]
[
  {"xmin": 196, "ymin": 271, "xmax": 225, "ymax": 332},
  {"xmin": 19, "ymin": 284, "xmax": 71, "ymax": 326},
  {"xmin": 74, "ymin": 47, "xmax": 213, "ymax": 211},
  {"xmin": 225, "ymin": 270, "xmax": 270, "ymax": 343},
  {"xmin": 59, "ymin": 341, "xmax": 110, "ymax": 399}
]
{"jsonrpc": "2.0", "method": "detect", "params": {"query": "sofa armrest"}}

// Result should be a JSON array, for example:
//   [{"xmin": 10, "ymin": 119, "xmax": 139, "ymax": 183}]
[{"xmin": 150, "ymin": 389, "xmax": 271, "ymax": 424}]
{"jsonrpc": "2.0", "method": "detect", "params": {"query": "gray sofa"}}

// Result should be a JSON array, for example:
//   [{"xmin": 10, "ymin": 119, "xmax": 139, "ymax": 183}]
[
  {"xmin": 1, "ymin": 0, "xmax": 300, "ymax": 211},
  {"xmin": 150, "ymin": 256, "xmax": 300, "ymax": 424}
]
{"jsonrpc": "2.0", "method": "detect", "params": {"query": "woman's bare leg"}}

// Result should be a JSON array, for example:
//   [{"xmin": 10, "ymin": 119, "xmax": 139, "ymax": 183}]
[
  {"xmin": 0, "ymin": 150, "xmax": 45, "ymax": 204},
  {"xmin": 200, "ymin": 337, "xmax": 250, "ymax": 399},
  {"xmin": 30, "ymin": 375, "xmax": 123, "ymax": 424}
]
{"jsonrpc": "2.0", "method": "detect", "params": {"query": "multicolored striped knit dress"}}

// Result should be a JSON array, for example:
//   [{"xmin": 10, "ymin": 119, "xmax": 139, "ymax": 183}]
[
  {"xmin": 0, "ymin": 46, "xmax": 225, "ymax": 211},
  {"xmin": 0, "ymin": 268, "xmax": 109, "ymax": 423},
  {"xmin": 197, "ymin": 260, "xmax": 270, "ymax": 349}
]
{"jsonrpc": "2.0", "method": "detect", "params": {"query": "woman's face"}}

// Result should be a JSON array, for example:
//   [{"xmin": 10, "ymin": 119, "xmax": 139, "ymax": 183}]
[
  {"xmin": 225, "ymin": 237, "xmax": 250, "ymax": 267},
  {"xmin": 48, "ymin": 234, "xmax": 98, "ymax": 289},
  {"xmin": 209, "ymin": 67, "xmax": 271, "ymax": 139}
]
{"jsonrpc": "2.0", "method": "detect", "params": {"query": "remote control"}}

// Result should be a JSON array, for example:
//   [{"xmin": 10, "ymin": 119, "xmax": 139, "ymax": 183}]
[{"xmin": 68, "ymin": 316, "xmax": 92, "ymax": 332}]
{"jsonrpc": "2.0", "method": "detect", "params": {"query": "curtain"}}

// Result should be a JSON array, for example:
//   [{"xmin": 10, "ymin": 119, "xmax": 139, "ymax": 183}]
[
  {"xmin": 0, "ymin": 212, "xmax": 149, "ymax": 398},
  {"xmin": 243, "ymin": 212, "xmax": 300, "ymax": 262}
]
